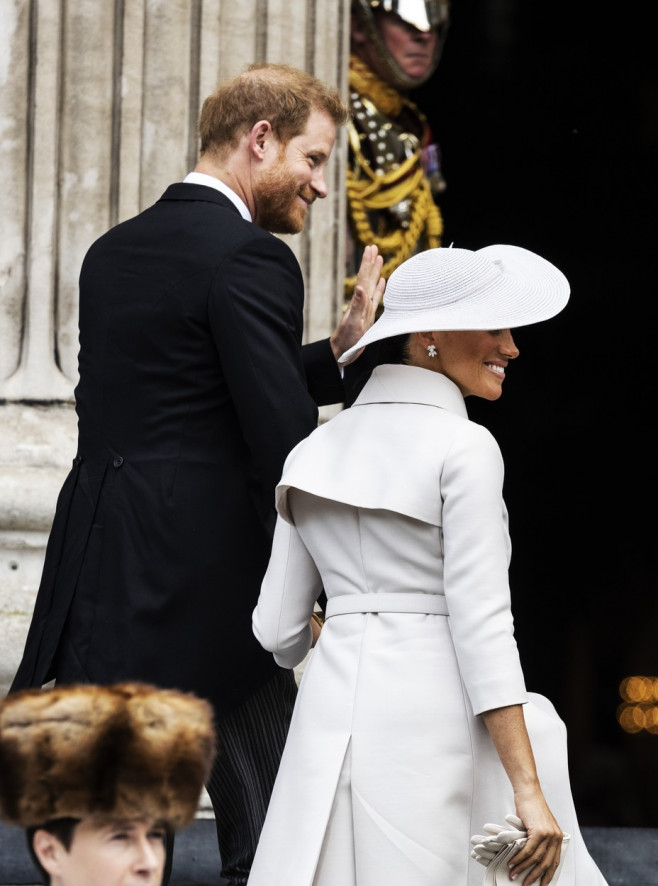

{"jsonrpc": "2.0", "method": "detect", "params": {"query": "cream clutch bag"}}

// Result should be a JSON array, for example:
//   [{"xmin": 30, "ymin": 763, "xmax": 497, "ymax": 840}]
[{"xmin": 484, "ymin": 834, "xmax": 570, "ymax": 886}]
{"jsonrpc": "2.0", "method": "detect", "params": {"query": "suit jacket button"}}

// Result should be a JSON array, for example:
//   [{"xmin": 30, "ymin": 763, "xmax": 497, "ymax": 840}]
[{"xmin": 113, "ymin": 456, "xmax": 124, "ymax": 468}]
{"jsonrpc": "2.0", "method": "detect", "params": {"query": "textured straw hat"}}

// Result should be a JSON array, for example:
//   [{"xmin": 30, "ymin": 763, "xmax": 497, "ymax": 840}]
[
  {"xmin": 339, "ymin": 245, "xmax": 570, "ymax": 364},
  {"xmin": 0, "ymin": 682, "xmax": 216, "ymax": 829}
]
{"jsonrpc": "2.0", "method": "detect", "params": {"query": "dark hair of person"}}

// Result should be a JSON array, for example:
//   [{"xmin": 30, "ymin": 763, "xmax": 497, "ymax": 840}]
[
  {"xmin": 345, "ymin": 332, "xmax": 411, "ymax": 405},
  {"xmin": 199, "ymin": 63, "xmax": 350, "ymax": 157},
  {"xmin": 26, "ymin": 818, "xmax": 79, "ymax": 885}
]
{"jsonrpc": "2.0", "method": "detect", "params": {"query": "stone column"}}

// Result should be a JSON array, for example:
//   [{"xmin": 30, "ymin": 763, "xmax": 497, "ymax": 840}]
[{"xmin": 0, "ymin": 0, "xmax": 350, "ymax": 694}]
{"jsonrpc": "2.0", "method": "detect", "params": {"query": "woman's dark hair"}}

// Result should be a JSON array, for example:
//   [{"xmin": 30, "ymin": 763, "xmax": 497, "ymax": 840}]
[
  {"xmin": 26, "ymin": 818, "xmax": 79, "ymax": 885},
  {"xmin": 373, "ymin": 333, "xmax": 411, "ymax": 366},
  {"xmin": 345, "ymin": 333, "xmax": 411, "ymax": 405}
]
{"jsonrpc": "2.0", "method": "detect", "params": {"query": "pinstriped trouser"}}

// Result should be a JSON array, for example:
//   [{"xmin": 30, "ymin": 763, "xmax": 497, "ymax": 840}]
[{"xmin": 163, "ymin": 668, "xmax": 297, "ymax": 886}]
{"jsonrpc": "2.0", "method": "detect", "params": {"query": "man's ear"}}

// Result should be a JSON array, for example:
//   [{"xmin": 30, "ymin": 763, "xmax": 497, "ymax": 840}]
[
  {"xmin": 32, "ymin": 829, "xmax": 65, "ymax": 877},
  {"xmin": 248, "ymin": 120, "xmax": 274, "ymax": 160}
]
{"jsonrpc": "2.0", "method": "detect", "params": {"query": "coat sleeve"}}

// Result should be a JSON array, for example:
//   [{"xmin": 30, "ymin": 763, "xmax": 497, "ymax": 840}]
[
  {"xmin": 440, "ymin": 421, "xmax": 528, "ymax": 716},
  {"xmin": 207, "ymin": 233, "xmax": 319, "ymax": 532},
  {"xmin": 252, "ymin": 515, "xmax": 324, "ymax": 668},
  {"xmin": 302, "ymin": 339, "xmax": 345, "ymax": 407}
]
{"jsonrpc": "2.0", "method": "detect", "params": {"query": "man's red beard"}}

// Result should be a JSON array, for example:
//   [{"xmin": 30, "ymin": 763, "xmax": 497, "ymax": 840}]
[{"xmin": 253, "ymin": 162, "xmax": 315, "ymax": 234}]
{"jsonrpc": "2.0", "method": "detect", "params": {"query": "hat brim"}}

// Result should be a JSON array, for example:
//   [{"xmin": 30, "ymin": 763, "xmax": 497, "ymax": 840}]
[{"xmin": 339, "ymin": 245, "xmax": 570, "ymax": 364}]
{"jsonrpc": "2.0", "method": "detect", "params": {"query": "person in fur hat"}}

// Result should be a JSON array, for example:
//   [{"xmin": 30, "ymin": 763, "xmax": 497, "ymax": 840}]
[{"xmin": 0, "ymin": 682, "xmax": 216, "ymax": 886}]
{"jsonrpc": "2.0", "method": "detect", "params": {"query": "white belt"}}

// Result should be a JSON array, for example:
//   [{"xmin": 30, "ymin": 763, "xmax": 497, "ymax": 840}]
[{"xmin": 325, "ymin": 593, "xmax": 448, "ymax": 619}]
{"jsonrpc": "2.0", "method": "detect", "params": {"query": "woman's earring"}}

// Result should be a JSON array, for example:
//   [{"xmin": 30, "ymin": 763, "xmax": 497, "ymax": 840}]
[{"xmin": 427, "ymin": 344, "xmax": 437, "ymax": 358}]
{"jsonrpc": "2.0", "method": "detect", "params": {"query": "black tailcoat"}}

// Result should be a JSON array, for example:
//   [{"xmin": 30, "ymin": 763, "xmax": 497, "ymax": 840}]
[{"xmin": 11, "ymin": 184, "xmax": 343, "ymax": 718}]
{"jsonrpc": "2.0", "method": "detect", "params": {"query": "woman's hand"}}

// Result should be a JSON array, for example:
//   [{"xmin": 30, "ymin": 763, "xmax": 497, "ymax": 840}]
[
  {"xmin": 481, "ymin": 704, "xmax": 564, "ymax": 886},
  {"xmin": 309, "ymin": 611, "xmax": 323, "ymax": 648},
  {"xmin": 508, "ymin": 792, "xmax": 564, "ymax": 885}
]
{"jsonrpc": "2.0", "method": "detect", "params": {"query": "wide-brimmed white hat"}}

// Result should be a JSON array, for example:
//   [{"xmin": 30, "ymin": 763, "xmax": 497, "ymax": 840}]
[{"xmin": 339, "ymin": 245, "xmax": 570, "ymax": 364}]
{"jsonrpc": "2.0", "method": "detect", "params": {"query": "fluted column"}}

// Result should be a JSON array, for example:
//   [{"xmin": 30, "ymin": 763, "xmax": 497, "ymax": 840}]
[{"xmin": 0, "ymin": 0, "xmax": 350, "ymax": 694}]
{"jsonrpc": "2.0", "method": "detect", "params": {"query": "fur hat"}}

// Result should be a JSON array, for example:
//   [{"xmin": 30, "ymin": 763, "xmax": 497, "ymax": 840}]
[{"xmin": 0, "ymin": 683, "xmax": 216, "ymax": 829}]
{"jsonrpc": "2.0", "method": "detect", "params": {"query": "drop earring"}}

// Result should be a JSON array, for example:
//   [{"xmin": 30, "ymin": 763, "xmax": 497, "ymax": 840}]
[{"xmin": 427, "ymin": 344, "xmax": 437, "ymax": 358}]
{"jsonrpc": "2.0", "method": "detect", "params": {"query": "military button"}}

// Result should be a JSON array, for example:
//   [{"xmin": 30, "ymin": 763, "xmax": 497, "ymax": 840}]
[{"xmin": 112, "ymin": 456, "xmax": 124, "ymax": 468}]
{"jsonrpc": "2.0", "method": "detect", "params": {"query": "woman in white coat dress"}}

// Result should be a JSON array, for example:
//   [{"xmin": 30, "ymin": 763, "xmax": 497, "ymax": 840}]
[{"xmin": 249, "ymin": 246, "xmax": 608, "ymax": 886}]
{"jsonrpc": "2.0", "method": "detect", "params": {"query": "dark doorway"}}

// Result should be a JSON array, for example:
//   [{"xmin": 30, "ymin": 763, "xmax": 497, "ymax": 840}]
[{"xmin": 416, "ymin": 0, "xmax": 658, "ymax": 826}]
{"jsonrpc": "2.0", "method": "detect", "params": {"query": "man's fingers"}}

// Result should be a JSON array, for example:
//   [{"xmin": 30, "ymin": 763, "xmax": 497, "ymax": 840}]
[{"xmin": 354, "ymin": 245, "xmax": 385, "ymax": 308}]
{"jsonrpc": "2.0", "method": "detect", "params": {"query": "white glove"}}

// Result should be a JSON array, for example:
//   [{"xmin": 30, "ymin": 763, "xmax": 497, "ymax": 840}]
[{"xmin": 470, "ymin": 814, "xmax": 526, "ymax": 867}]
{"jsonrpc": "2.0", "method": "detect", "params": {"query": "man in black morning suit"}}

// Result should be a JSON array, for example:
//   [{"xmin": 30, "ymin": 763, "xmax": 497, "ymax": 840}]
[{"xmin": 9, "ymin": 64, "xmax": 384, "ymax": 886}]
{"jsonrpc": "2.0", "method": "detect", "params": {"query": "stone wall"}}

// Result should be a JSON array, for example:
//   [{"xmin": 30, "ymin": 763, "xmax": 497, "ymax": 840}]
[{"xmin": 0, "ymin": 0, "xmax": 350, "ymax": 694}]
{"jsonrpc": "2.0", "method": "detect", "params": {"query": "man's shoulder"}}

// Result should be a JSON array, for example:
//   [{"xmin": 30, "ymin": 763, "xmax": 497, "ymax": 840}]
[
  {"xmin": 81, "ymin": 183, "xmax": 299, "ymax": 281},
  {"xmin": 99, "ymin": 183, "xmax": 247, "ymax": 233},
  {"xmin": 87, "ymin": 183, "xmax": 282, "ymax": 249}
]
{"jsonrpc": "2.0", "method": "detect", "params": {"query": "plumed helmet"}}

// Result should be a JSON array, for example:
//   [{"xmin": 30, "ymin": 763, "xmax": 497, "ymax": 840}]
[{"xmin": 351, "ymin": 0, "xmax": 450, "ymax": 89}]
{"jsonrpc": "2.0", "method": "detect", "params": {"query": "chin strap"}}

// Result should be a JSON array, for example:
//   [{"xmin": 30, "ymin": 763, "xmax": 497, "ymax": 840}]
[{"xmin": 350, "ymin": 0, "xmax": 448, "ymax": 90}]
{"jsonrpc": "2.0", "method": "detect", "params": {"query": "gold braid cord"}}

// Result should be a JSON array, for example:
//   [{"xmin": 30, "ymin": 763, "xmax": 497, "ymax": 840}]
[
  {"xmin": 346, "ymin": 167, "xmax": 442, "ymax": 283},
  {"xmin": 345, "ymin": 56, "xmax": 443, "ymax": 299}
]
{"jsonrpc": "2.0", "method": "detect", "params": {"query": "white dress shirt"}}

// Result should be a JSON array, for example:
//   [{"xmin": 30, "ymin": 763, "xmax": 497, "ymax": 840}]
[{"xmin": 183, "ymin": 171, "xmax": 252, "ymax": 221}]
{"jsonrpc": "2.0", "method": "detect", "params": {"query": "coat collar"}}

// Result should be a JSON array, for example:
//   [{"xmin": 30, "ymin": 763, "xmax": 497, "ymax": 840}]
[
  {"xmin": 183, "ymin": 172, "xmax": 251, "ymax": 220},
  {"xmin": 276, "ymin": 363, "xmax": 469, "ymax": 527},
  {"xmin": 157, "ymin": 182, "xmax": 242, "ymax": 217},
  {"xmin": 353, "ymin": 364, "xmax": 468, "ymax": 419}
]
